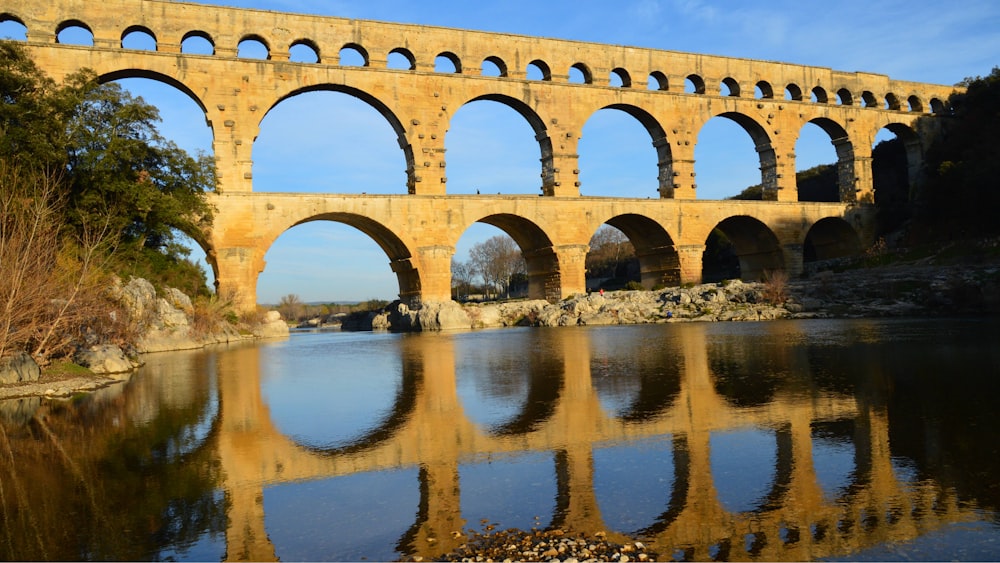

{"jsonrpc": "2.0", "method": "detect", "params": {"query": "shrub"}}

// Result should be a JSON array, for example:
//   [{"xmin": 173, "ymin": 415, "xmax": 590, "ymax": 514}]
[{"xmin": 761, "ymin": 270, "xmax": 789, "ymax": 305}]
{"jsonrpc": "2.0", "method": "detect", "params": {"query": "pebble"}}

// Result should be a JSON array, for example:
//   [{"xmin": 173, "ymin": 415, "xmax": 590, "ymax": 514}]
[{"xmin": 408, "ymin": 528, "xmax": 658, "ymax": 562}]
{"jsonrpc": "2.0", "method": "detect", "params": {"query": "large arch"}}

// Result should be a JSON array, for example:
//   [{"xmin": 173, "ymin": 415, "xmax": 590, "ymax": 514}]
[
  {"xmin": 579, "ymin": 104, "xmax": 673, "ymax": 198},
  {"xmin": 804, "ymin": 217, "xmax": 862, "ymax": 263},
  {"xmin": 797, "ymin": 117, "xmax": 855, "ymax": 202},
  {"xmin": 602, "ymin": 214, "xmax": 678, "ymax": 288},
  {"xmin": 462, "ymin": 213, "xmax": 560, "ymax": 302},
  {"xmin": 449, "ymin": 94, "xmax": 555, "ymax": 195},
  {"xmin": 695, "ymin": 112, "xmax": 776, "ymax": 200},
  {"xmin": 703, "ymin": 216, "xmax": 783, "ymax": 282},
  {"xmin": 257, "ymin": 85, "xmax": 415, "ymax": 194},
  {"xmin": 262, "ymin": 213, "xmax": 418, "ymax": 305}
]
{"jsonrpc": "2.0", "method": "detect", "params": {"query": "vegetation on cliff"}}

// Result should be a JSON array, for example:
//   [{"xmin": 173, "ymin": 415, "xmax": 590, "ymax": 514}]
[{"xmin": 0, "ymin": 41, "xmax": 219, "ymax": 365}]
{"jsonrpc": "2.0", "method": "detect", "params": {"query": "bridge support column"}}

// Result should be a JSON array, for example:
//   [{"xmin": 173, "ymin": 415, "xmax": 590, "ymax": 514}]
[
  {"xmin": 215, "ymin": 246, "xmax": 264, "ymax": 312},
  {"xmin": 408, "ymin": 245, "xmax": 454, "ymax": 306},
  {"xmin": 676, "ymin": 245, "xmax": 705, "ymax": 286},
  {"xmin": 853, "ymin": 154, "xmax": 874, "ymax": 204},
  {"xmin": 552, "ymin": 244, "xmax": 588, "ymax": 300},
  {"xmin": 669, "ymin": 158, "xmax": 697, "ymax": 199},
  {"xmin": 781, "ymin": 243, "xmax": 804, "ymax": 278}
]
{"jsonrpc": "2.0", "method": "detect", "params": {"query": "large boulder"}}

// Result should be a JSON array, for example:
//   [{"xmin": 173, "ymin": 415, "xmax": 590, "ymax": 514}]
[
  {"xmin": 255, "ymin": 310, "xmax": 290, "ymax": 339},
  {"xmin": 75, "ymin": 344, "xmax": 140, "ymax": 376},
  {"xmin": 0, "ymin": 353, "xmax": 40, "ymax": 385},
  {"xmin": 415, "ymin": 301, "xmax": 472, "ymax": 331}
]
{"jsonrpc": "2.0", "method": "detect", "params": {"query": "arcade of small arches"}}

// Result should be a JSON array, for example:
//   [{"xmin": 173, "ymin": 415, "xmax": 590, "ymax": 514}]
[{"xmin": 3, "ymin": 0, "xmax": 960, "ymax": 309}]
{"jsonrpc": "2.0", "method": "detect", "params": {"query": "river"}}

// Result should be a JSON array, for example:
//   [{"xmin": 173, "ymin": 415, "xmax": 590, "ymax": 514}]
[{"xmin": 1, "ymin": 318, "xmax": 999, "ymax": 561}]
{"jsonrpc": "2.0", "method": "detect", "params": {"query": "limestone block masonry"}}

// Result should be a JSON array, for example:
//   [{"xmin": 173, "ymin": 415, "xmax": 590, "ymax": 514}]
[{"xmin": 2, "ymin": 0, "xmax": 960, "ymax": 310}]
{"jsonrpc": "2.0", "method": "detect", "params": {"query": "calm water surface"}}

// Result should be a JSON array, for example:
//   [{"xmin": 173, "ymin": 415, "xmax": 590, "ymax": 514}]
[{"xmin": 1, "ymin": 318, "xmax": 999, "ymax": 561}]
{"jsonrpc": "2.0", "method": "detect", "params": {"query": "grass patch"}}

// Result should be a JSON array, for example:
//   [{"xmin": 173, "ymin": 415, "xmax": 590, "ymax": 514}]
[{"xmin": 43, "ymin": 361, "xmax": 93, "ymax": 378}]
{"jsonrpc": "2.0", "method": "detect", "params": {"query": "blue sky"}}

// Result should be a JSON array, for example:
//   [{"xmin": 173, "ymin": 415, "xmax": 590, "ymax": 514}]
[{"xmin": 4, "ymin": 0, "xmax": 997, "ymax": 303}]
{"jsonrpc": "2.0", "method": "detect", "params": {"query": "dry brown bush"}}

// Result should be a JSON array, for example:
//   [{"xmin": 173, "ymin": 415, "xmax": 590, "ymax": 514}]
[{"xmin": 761, "ymin": 269, "xmax": 789, "ymax": 305}]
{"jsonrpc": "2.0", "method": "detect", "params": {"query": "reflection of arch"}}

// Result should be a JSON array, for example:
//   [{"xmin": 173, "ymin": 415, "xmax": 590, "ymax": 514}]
[
  {"xmin": 472, "ymin": 213, "xmax": 560, "ymax": 301},
  {"xmin": 603, "ymin": 214, "xmax": 678, "ymax": 288},
  {"xmin": 617, "ymin": 358, "xmax": 681, "ymax": 422},
  {"xmin": 708, "ymin": 215, "xmax": 783, "ymax": 282},
  {"xmin": 757, "ymin": 425, "xmax": 794, "ymax": 512},
  {"xmin": 489, "ymin": 355, "xmax": 564, "ymax": 435},
  {"xmin": 462, "ymin": 94, "xmax": 554, "ymax": 195},
  {"xmin": 804, "ymin": 217, "xmax": 861, "ymax": 262},
  {"xmin": 265, "ymin": 84, "xmax": 417, "ymax": 192},
  {"xmin": 801, "ymin": 117, "xmax": 854, "ymax": 202},
  {"xmin": 636, "ymin": 435, "xmax": 690, "ymax": 536}
]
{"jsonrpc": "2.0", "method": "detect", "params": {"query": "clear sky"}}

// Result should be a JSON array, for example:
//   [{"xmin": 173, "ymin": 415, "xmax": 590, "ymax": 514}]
[{"xmin": 4, "ymin": 0, "xmax": 998, "ymax": 304}]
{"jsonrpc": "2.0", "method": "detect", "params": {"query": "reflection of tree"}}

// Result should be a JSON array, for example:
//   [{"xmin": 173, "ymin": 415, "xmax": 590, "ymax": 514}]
[{"xmin": 0, "ymin": 383, "xmax": 224, "ymax": 561}]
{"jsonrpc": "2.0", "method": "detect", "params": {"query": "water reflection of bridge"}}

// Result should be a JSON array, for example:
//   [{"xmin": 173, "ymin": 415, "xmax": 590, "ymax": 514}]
[{"xmin": 212, "ymin": 326, "xmax": 975, "ymax": 561}]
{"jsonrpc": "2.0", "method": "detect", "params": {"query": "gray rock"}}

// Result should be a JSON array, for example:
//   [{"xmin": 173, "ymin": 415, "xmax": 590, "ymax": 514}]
[
  {"xmin": 75, "ymin": 344, "xmax": 139, "ymax": 375},
  {"xmin": 0, "ymin": 352, "xmax": 40, "ymax": 385}
]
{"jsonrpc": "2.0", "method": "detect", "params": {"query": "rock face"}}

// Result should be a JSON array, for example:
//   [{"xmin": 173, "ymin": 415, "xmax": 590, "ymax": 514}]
[
  {"xmin": 255, "ymin": 310, "xmax": 291, "ymax": 339},
  {"xmin": 0, "ymin": 353, "xmax": 40, "ymax": 385}
]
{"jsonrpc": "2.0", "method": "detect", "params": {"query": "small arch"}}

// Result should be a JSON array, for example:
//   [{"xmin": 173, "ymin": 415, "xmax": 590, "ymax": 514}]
[
  {"xmin": 861, "ymin": 91, "xmax": 877, "ymax": 108},
  {"xmin": 0, "ymin": 14, "xmax": 28, "ymax": 41},
  {"xmin": 387, "ymin": 48, "xmax": 415, "ymax": 70},
  {"xmin": 785, "ymin": 83, "xmax": 803, "ymax": 101},
  {"xmin": 906, "ymin": 95, "xmax": 924, "ymax": 113},
  {"xmin": 434, "ymin": 51, "xmax": 461, "ymax": 73},
  {"xmin": 570, "ymin": 62, "xmax": 593, "ymax": 84},
  {"xmin": 685, "ymin": 74, "xmax": 705, "ymax": 94},
  {"xmin": 121, "ymin": 25, "xmax": 156, "ymax": 51},
  {"xmin": 56, "ymin": 20, "xmax": 94, "ymax": 46},
  {"xmin": 648, "ymin": 71, "xmax": 668, "ymax": 91},
  {"xmin": 754, "ymin": 81, "xmax": 773, "ymax": 99},
  {"xmin": 288, "ymin": 39, "xmax": 320, "ymax": 63},
  {"xmin": 811, "ymin": 86, "xmax": 828, "ymax": 104},
  {"xmin": 804, "ymin": 218, "xmax": 861, "ymax": 263},
  {"xmin": 339, "ymin": 43, "xmax": 368, "ymax": 66},
  {"xmin": 237, "ymin": 35, "xmax": 270, "ymax": 60},
  {"xmin": 721, "ymin": 77, "xmax": 740, "ymax": 97},
  {"xmin": 181, "ymin": 30, "xmax": 214, "ymax": 55},
  {"xmin": 836, "ymin": 88, "xmax": 853, "ymax": 106},
  {"xmin": 481, "ymin": 55, "xmax": 506, "ymax": 77},
  {"xmin": 610, "ymin": 67, "xmax": 631, "ymax": 88},
  {"xmin": 929, "ymin": 97, "xmax": 946, "ymax": 114},
  {"xmin": 527, "ymin": 59, "xmax": 551, "ymax": 81},
  {"xmin": 884, "ymin": 92, "xmax": 901, "ymax": 111}
]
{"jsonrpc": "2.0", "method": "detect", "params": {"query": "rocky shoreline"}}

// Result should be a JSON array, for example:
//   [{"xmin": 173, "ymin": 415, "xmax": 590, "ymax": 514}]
[{"xmin": 332, "ymin": 260, "xmax": 1000, "ymax": 333}]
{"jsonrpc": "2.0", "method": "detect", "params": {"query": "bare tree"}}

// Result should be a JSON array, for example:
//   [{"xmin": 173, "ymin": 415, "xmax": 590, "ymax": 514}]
[
  {"xmin": 468, "ymin": 235, "xmax": 526, "ymax": 300},
  {"xmin": 586, "ymin": 225, "xmax": 635, "ymax": 281},
  {"xmin": 451, "ymin": 257, "xmax": 475, "ymax": 301},
  {"xmin": 277, "ymin": 293, "xmax": 305, "ymax": 322}
]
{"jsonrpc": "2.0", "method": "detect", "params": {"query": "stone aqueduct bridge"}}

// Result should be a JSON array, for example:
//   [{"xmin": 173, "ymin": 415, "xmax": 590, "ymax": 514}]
[
  {"xmin": 133, "ymin": 326, "xmax": 978, "ymax": 561},
  {"xmin": 7, "ymin": 0, "xmax": 959, "ymax": 309}
]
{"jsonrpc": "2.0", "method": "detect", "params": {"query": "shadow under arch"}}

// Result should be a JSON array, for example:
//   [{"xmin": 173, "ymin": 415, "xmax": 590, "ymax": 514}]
[
  {"xmin": 461, "ymin": 93, "xmax": 556, "ymax": 195},
  {"xmin": 704, "ymin": 215, "xmax": 783, "ymax": 282},
  {"xmin": 800, "ymin": 117, "xmax": 856, "ymax": 202},
  {"xmin": 487, "ymin": 354, "xmax": 564, "ymax": 436},
  {"xmin": 710, "ymin": 111, "xmax": 778, "ymax": 200},
  {"xmin": 271, "ymin": 212, "xmax": 420, "ymax": 306},
  {"xmin": 263, "ymin": 84, "xmax": 417, "ymax": 193},
  {"xmin": 594, "ymin": 104, "xmax": 674, "ymax": 197},
  {"xmin": 804, "ymin": 217, "xmax": 862, "ymax": 263},
  {"xmin": 604, "ymin": 214, "xmax": 679, "ymax": 288},
  {"xmin": 471, "ymin": 213, "xmax": 561, "ymax": 302}
]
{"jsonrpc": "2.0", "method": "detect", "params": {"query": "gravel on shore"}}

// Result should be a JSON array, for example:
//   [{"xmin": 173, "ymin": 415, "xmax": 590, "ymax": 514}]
[{"xmin": 407, "ymin": 528, "xmax": 658, "ymax": 562}]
